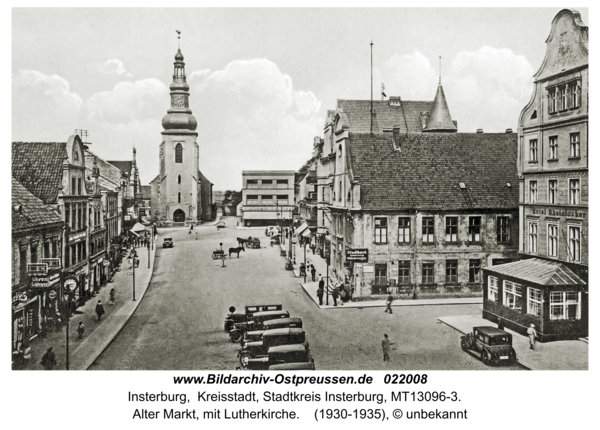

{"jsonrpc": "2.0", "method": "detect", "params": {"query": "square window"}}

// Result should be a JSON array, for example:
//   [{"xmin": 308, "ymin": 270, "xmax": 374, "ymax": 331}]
[
  {"xmin": 468, "ymin": 217, "xmax": 481, "ymax": 242},
  {"xmin": 569, "ymin": 179, "xmax": 580, "ymax": 205},
  {"xmin": 398, "ymin": 217, "xmax": 411, "ymax": 243},
  {"xmin": 374, "ymin": 217, "xmax": 388, "ymax": 244},
  {"xmin": 445, "ymin": 260, "xmax": 458, "ymax": 283},
  {"xmin": 445, "ymin": 217, "xmax": 458, "ymax": 242},
  {"xmin": 422, "ymin": 217, "xmax": 434, "ymax": 243},
  {"xmin": 549, "ymin": 136, "xmax": 558, "ymax": 160}
]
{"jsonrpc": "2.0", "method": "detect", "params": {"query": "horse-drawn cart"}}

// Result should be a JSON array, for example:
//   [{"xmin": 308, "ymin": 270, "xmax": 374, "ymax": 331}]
[
  {"xmin": 212, "ymin": 249, "xmax": 225, "ymax": 259},
  {"xmin": 248, "ymin": 238, "xmax": 261, "ymax": 249}
]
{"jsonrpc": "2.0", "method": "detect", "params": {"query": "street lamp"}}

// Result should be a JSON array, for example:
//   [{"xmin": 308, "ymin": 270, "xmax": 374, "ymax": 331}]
[
  {"xmin": 65, "ymin": 292, "xmax": 72, "ymax": 370},
  {"xmin": 131, "ymin": 248, "xmax": 137, "ymax": 301},
  {"xmin": 326, "ymin": 254, "xmax": 330, "ymax": 305},
  {"xmin": 304, "ymin": 241, "xmax": 307, "ymax": 283}
]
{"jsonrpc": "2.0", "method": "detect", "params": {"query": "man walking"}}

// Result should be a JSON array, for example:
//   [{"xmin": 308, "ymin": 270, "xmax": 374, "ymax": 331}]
[
  {"xmin": 95, "ymin": 300, "xmax": 105, "ymax": 322},
  {"xmin": 77, "ymin": 321, "xmax": 85, "ymax": 339},
  {"xmin": 311, "ymin": 265, "xmax": 316, "ymax": 282},
  {"xmin": 40, "ymin": 347, "xmax": 57, "ymax": 370},
  {"xmin": 300, "ymin": 263, "xmax": 306, "ymax": 278},
  {"xmin": 527, "ymin": 324, "xmax": 537, "ymax": 350},
  {"xmin": 382, "ymin": 334, "xmax": 391, "ymax": 362},
  {"xmin": 385, "ymin": 293, "xmax": 394, "ymax": 314},
  {"xmin": 317, "ymin": 276, "xmax": 324, "ymax": 305}
]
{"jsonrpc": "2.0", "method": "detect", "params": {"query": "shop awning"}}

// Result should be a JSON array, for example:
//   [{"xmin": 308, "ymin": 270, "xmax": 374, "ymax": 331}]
[
  {"xmin": 484, "ymin": 258, "xmax": 585, "ymax": 286},
  {"xmin": 131, "ymin": 222, "xmax": 147, "ymax": 233}
]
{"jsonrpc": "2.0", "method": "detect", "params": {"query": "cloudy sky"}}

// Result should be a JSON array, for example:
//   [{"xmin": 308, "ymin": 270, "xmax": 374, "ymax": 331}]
[{"xmin": 12, "ymin": 7, "xmax": 588, "ymax": 190}]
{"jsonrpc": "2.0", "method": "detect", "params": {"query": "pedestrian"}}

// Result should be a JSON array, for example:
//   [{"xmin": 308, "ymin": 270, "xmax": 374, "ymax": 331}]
[
  {"xmin": 77, "ymin": 321, "xmax": 85, "ymax": 339},
  {"xmin": 385, "ymin": 293, "xmax": 394, "ymax": 314},
  {"xmin": 311, "ymin": 265, "xmax": 316, "ymax": 282},
  {"xmin": 40, "ymin": 347, "xmax": 57, "ymax": 370},
  {"xmin": 300, "ymin": 263, "xmax": 306, "ymax": 277},
  {"xmin": 317, "ymin": 276, "xmax": 324, "ymax": 305},
  {"xmin": 95, "ymin": 300, "xmax": 105, "ymax": 321},
  {"xmin": 331, "ymin": 285, "xmax": 339, "ymax": 307},
  {"xmin": 527, "ymin": 323, "xmax": 537, "ymax": 350},
  {"xmin": 311, "ymin": 243, "xmax": 316, "ymax": 255},
  {"xmin": 109, "ymin": 288, "xmax": 116, "ymax": 305},
  {"xmin": 382, "ymin": 334, "xmax": 391, "ymax": 362}
]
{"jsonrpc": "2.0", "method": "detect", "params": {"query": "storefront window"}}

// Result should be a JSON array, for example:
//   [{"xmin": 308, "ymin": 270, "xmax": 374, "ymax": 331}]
[
  {"xmin": 550, "ymin": 291, "xmax": 580, "ymax": 320},
  {"xmin": 503, "ymin": 281, "xmax": 523, "ymax": 310}
]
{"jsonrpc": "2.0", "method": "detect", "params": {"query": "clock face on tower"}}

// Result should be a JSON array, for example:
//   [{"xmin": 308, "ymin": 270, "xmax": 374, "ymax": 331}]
[{"xmin": 172, "ymin": 95, "xmax": 186, "ymax": 108}]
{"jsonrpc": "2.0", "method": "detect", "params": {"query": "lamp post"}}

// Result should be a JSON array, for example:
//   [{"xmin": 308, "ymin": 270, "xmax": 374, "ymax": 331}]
[
  {"xmin": 326, "ymin": 255, "xmax": 330, "ymax": 305},
  {"xmin": 131, "ymin": 248, "xmax": 137, "ymax": 301},
  {"xmin": 304, "ymin": 242, "xmax": 307, "ymax": 283},
  {"xmin": 65, "ymin": 293, "xmax": 71, "ymax": 370},
  {"xmin": 147, "ymin": 232, "xmax": 150, "ymax": 268}
]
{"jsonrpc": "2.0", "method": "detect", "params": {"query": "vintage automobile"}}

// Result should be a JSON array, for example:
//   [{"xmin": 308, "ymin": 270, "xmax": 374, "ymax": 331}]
[
  {"xmin": 242, "ymin": 343, "xmax": 313, "ymax": 370},
  {"xmin": 162, "ymin": 238, "xmax": 173, "ymax": 248},
  {"xmin": 269, "ymin": 362, "xmax": 315, "ymax": 371},
  {"xmin": 243, "ymin": 318, "xmax": 303, "ymax": 342},
  {"xmin": 229, "ymin": 309, "xmax": 290, "ymax": 343},
  {"xmin": 224, "ymin": 305, "xmax": 283, "ymax": 334},
  {"xmin": 461, "ymin": 326, "xmax": 517, "ymax": 366},
  {"xmin": 265, "ymin": 226, "xmax": 280, "ymax": 237},
  {"xmin": 238, "ymin": 328, "xmax": 307, "ymax": 365}
]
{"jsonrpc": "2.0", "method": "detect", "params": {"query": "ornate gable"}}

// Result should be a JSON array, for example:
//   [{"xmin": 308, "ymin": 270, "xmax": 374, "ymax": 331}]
[{"xmin": 534, "ymin": 9, "xmax": 588, "ymax": 82}]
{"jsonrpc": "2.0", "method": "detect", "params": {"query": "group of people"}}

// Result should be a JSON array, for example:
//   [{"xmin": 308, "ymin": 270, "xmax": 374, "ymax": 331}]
[
  {"xmin": 315, "ymin": 275, "xmax": 351, "ymax": 307},
  {"xmin": 299, "ymin": 263, "xmax": 318, "ymax": 281}
]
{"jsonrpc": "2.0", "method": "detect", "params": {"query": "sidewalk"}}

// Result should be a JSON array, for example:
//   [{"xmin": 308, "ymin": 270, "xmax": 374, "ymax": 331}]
[
  {"xmin": 284, "ymin": 240, "xmax": 482, "ymax": 309},
  {"xmin": 438, "ymin": 315, "xmax": 588, "ymax": 370},
  {"xmin": 18, "ymin": 242, "xmax": 157, "ymax": 371}
]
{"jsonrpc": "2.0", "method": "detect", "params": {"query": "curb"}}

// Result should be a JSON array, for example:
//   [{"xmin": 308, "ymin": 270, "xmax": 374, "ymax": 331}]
[
  {"xmin": 78, "ymin": 244, "xmax": 158, "ymax": 370},
  {"xmin": 436, "ymin": 318, "xmax": 535, "ymax": 371}
]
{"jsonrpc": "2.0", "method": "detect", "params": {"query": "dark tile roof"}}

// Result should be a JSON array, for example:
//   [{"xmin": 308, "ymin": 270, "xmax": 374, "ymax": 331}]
[
  {"xmin": 338, "ymin": 99, "xmax": 434, "ymax": 134},
  {"xmin": 12, "ymin": 178, "xmax": 63, "ymax": 233},
  {"xmin": 424, "ymin": 85, "xmax": 457, "ymax": 132},
  {"xmin": 12, "ymin": 142, "xmax": 68, "ymax": 204},
  {"xmin": 348, "ymin": 132, "xmax": 519, "ymax": 211},
  {"xmin": 484, "ymin": 258, "xmax": 585, "ymax": 286},
  {"xmin": 107, "ymin": 160, "xmax": 133, "ymax": 175}
]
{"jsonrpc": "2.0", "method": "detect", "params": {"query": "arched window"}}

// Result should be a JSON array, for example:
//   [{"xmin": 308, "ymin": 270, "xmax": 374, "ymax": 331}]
[
  {"xmin": 175, "ymin": 144, "xmax": 183, "ymax": 163},
  {"xmin": 178, "ymin": 175, "xmax": 181, "ymax": 184},
  {"xmin": 178, "ymin": 192, "xmax": 181, "ymax": 203}
]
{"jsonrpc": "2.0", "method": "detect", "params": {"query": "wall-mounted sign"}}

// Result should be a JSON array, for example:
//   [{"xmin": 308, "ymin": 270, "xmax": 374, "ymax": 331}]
[
  {"xmin": 48, "ymin": 272, "xmax": 61, "ymax": 287},
  {"xmin": 362, "ymin": 265, "xmax": 374, "ymax": 273},
  {"xmin": 69, "ymin": 231, "xmax": 86, "ymax": 242},
  {"xmin": 48, "ymin": 290, "xmax": 57, "ymax": 300},
  {"xmin": 27, "ymin": 263, "xmax": 48, "ymax": 275},
  {"xmin": 346, "ymin": 248, "xmax": 369, "ymax": 262},
  {"xmin": 30, "ymin": 274, "xmax": 49, "ymax": 288}
]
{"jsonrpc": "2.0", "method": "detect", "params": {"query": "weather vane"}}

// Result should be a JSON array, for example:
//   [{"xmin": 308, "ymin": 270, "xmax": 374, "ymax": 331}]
[{"xmin": 176, "ymin": 30, "xmax": 181, "ymax": 48}]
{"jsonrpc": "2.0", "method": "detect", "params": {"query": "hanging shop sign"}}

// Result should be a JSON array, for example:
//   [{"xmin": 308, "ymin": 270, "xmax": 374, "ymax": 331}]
[
  {"xmin": 69, "ymin": 231, "xmax": 87, "ymax": 243},
  {"xmin": 30, "ymin": 274, "xmax": 49, "ymax": 288},
  {"xmin": 48, "ymin": 272, "xmax": 61, "ymax": 287},
  {"xmin": 48, "ymin": 290, "xmax": 57, "ymax": 300}
]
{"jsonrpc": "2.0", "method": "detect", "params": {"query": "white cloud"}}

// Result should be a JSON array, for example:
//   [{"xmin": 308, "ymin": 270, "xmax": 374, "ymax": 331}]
[
  {"xmin": 378, "ymin": 47, "xmax": 534, "ymax": 132},
  {"xmin": 189, "ymin": 58, "xmax": 322, "ymax": 189},
  {"xmin": 98, "ymin": 58, "xmax": 133, "ymax": 78},
  {"xmin": 12, "ymin": 70, "xmax": 83, "ymax": 141}
]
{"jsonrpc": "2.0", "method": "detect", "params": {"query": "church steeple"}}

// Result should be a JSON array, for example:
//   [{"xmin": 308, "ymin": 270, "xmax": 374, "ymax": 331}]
[
  {"xmin": 162, "ymin": 31, "xmax": 198, "ymax": 134},
  {"xmin": 423, "ymin": 56, "xmax": 457, "ymax": 133}
]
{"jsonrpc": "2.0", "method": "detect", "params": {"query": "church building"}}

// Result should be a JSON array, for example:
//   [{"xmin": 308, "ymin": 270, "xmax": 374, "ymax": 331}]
[{"xmin": 151, "ymin": 42, "xmax": 214, "ymax": 225}]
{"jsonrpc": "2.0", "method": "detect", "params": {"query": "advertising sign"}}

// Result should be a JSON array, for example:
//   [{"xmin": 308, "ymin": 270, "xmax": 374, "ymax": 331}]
[
  {"xmin": 30, "ymin": 274, "xmax": 49, "ymax": 288},
  {"xmin": 345, "ymin": 248, "xmax": 369, "ymax": 262}
]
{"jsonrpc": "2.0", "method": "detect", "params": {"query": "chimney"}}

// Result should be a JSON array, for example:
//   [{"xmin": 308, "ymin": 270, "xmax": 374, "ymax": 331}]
[
  {"xmin": 388, "ymin": 96, "xmax": 402, "ymax": 107},
  {"xmin": 420, "ymin": 112, "xmax": 429, "ymax": 129},
  {"xmin": 453, "ymin": 120, "xmax": 458, "ymax": 129},
  {"xmin": 505, "ymin": 128, "xmax": 513, "ymax": 133},
  {"xmin": 393, "ymin": 125, "xmax": 400, "ymax": 143},
  {"xmin": 476, "ymin": 129, "xmax": 483, "ymax": 133}
]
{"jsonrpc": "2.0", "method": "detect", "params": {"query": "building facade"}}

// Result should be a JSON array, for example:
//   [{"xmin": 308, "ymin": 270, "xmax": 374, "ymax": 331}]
[
  {"xmin": 241, "ymin": 171, "xmax": 295, "ymax": 227},
  {"xmin": 482, "ymin": 9, "xmax": 588, "ymax": 341}
]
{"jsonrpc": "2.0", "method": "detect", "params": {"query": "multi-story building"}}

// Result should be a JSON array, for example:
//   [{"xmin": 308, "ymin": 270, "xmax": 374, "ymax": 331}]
[
  {"xmin": 12, "ymin": 178, "xmax": 64, "ymax": 353},
  {"xmin": 316, "ymin": 82, "xmax": 520, "ymax": 297},
  {"xmin": 241, "ymin": 171, "xmax": 295, "ymax": 227},
  {"xmin": 482, "ymin": 9, "xmax": 588, "ymax": 341}
]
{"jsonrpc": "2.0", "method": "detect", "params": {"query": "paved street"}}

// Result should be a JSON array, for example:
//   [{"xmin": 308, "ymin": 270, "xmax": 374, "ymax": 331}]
[{"xmin": 93, "ymin": 217, "xmax": 520, "ymax": 371}]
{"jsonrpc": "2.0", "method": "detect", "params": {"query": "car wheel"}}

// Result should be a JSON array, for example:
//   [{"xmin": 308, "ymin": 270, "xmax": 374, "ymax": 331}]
[
  {"xmin": 230, "ymin": 331, "xmax": 243, "ymax": 343},
  {"xmin": 460, "ymin": 338, "xmax": 469, "ymax": 352},
  {"xmin": 224, "ymin": 322, "xmax": 233, "ymax": 333},
  {"xmin": 482, "ymin": 350, "xmax": 491, "ymax": 366},
  {"xmin": 239, "ymin": 353, "xmax": 251, "ymax": 367}
]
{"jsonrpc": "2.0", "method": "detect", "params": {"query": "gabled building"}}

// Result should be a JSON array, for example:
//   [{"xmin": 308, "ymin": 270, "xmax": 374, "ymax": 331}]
[
  {"xmin": 482, "ymin": 9, "xmax": 588, "ymax": 341},
  {"xmin": 316, "ymin": 79, "xmax": 519, "ymax": 297}
]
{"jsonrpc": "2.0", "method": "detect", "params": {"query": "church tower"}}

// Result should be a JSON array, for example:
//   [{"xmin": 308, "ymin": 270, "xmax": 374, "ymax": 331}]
[{"xmin": 157, "ymin": 35, "xmax": 201, "ymax": 224}]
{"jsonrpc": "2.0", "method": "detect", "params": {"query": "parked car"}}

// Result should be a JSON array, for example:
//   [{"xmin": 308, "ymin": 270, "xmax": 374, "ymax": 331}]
[
  {"xmin": 461, "ymin": 326, "xmax": 517, "ymax": 366},
  {"xmin": 229, "ymin": 309, "xmax": 290, "ymax": 343},
  {"xmin": 243, "ymin": 318, "xmax": 303, "ymax": 342},
  {"xmin": 224, "ymin": 304, "xmax": 282, "ymax": 333},
  {"xmin": 238, "ymin": 328, "xmax": 307, "ymax": 365},
  {"xmin": 162, "ymin": 238, "xmax": 173, "ymax": 248},
  {"xmin": 242, "ymin": 343, "xmax": 313, "ymax": 370},
  {"xmin": 265, "ymin": 226, "xmax": 280, "ymax": 237}
]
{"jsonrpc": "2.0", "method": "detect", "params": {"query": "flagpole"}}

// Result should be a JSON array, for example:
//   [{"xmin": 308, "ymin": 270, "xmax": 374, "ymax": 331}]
[{"xmin": 370, "ymin": 40, "xmax": 373, "ymax": 134}]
